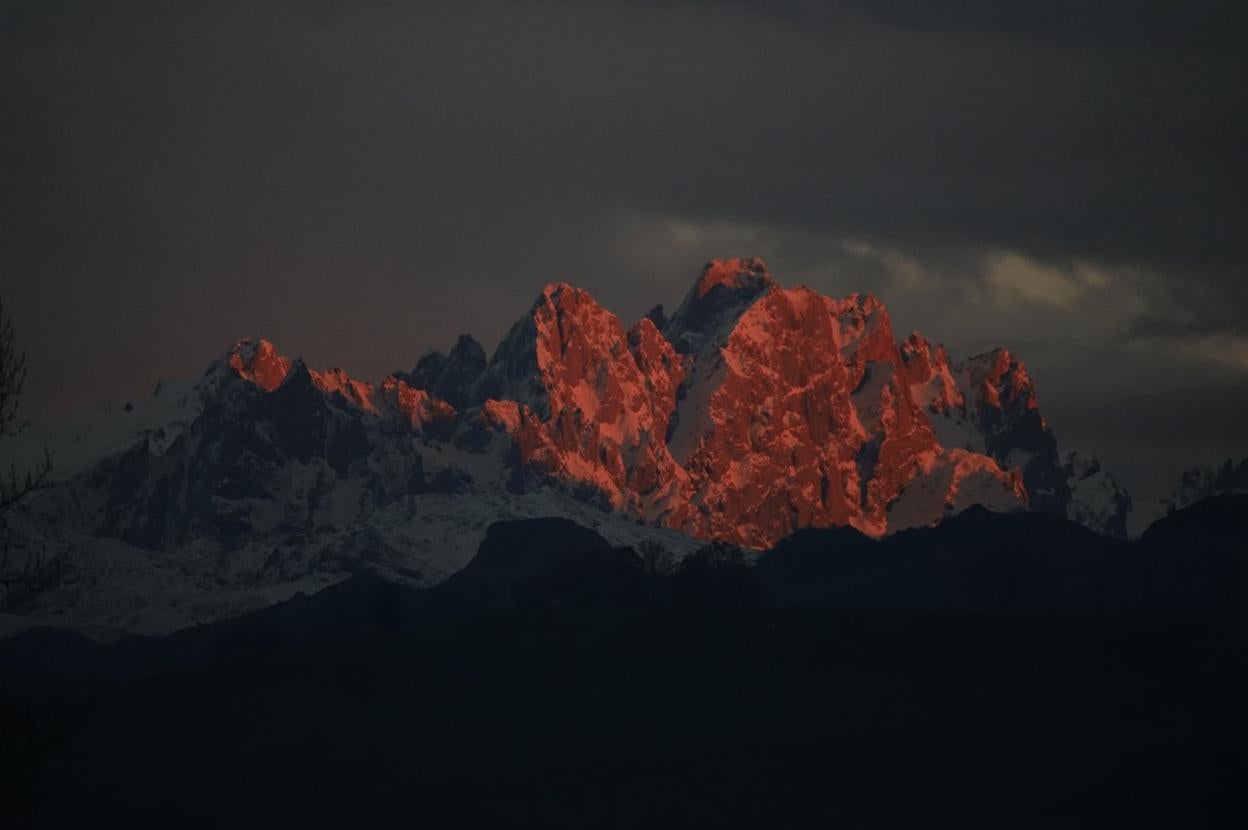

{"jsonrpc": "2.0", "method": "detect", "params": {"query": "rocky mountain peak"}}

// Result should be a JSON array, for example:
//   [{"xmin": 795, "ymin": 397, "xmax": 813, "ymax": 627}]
[
  {"xmin": 227, "ymin": 338, "xmax": 291, "ymax": 392},
  {"xmin": 1063, "ymin": 450, "xmax": 1132, "ymax": 538},
  {"xmin": 664, "ymin": 258, "xmax": 777, "ymax": 355},
  {"xmin": 830, "ymin": 292, "xmax": 896, "ymax": 364},
  {"xmin": 900, "ymin": 333, "xmax": 965, "ymax": 414},
  {"xmin": 9, "ymin": 259, "xmax": 1134, "ymax": 556},
  {"xmin": 405, "ymin": 333, "xmax": 486, "ymax": 410},
  {"xmin": 694, "ymin": 257, "xmax": 773, "ymax": 298},
  {"xmin": 964, "ymin": 347, "xmax": 1042, "ymax": 419}
]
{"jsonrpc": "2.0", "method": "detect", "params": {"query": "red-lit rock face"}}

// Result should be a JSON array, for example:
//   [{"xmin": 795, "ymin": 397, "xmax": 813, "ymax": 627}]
[
  {"xmin": 487, "ymin": 283, "xmax": 688, "ymax": 514},
  {"xmin": 900, "ymin": 333, "xmax": 965, "ymax": 414},
  {"xmin": 471, "ymin": 261, "xmax": 1025, "ymax": 545},
  {"xmin": 831, "ymin": 293, "xmax": 951, "ymax": 535},
  {"xmin": 671, "ymin": 285, "xmax": 862, "ymax": 545},
  {"xmin": 378, "ymin": 376, "xmax": 457, "ymax": 430},
  {"xmin": 694, "ymin": 256, "xmax": 772, "ymax": 298},
  {"xmin": 967, "ymin": 347, "xmax": 1043, "ymax": 420},
  {"xmin": 626, "ymin": 317, "xmax": 686, "ymax": 502},
  {"xmin": 228, "ymin": 339, "xmax": 291, "ymax": 392},
  {"xmin": 227, "ymin": 341, "xmax": 457, "ymax": 433},
  {"xmin": 222, "ymin": 259, "xmax": 1032, "ymax": 546},
  {"xmin": 310, "ymin": 367, "xmax": 377, "ymax": 413}
]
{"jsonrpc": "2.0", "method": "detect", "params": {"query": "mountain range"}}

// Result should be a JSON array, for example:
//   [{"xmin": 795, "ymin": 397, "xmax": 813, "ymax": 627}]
[{"xmin": 0, "ymin": 258, "xmax": 1143, "ymax": 636}]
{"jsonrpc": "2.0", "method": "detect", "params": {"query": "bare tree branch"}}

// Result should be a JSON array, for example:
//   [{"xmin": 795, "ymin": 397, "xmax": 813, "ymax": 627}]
[
  {"xmin": 0, "ymin": 296, "xmax": 28, "ymax": 436},
  {"xmin": 1, "ymin": 294, "xmax": 54, "ymax": 611},
  {"xmin": 0, "ymin": 296, "xmax": 52, "ymax": 514}
]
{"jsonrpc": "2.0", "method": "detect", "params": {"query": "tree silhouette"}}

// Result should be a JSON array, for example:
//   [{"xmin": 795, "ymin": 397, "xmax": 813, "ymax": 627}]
[
  {"xmin": 0, "ymin": 296, "xmax": 55, "ymax": 609},
  {"xmin": 0, "ymin": 296, "xmax": 51, "ymax": 513}
]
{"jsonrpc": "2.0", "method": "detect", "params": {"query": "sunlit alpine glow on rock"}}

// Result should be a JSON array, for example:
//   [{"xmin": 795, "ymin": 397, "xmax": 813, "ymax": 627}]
[
  {"xmin": 215, "ymin": 259, "xmax": 1078, "ymax": 546},
  {"xmin": 0, "ymin": 257, "xmax": 1145, "ymax": 638},
  {"xmin": 2, "ymin": 260, "xmax": 1135, "ymax": 577}
]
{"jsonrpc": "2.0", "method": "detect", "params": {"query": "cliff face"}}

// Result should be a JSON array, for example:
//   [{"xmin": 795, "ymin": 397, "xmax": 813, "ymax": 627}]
[{"xmin": 468, "ymin": 259, "xmax": 1026, "ymax": 546}]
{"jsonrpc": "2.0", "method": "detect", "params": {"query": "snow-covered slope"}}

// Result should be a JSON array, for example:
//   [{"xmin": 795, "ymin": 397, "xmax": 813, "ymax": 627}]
[
  {"xmin": 0, "ymin": 489, "xmax": 699, "ymax": 640},
  {"xmin": 1063, "ymin": 451, "xmax": 1133, "ymax": 539}
]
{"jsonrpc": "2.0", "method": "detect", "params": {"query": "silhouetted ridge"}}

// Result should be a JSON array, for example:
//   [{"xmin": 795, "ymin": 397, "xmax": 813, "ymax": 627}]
[
  {"xmin": 404, "ymin": 334, "xmax": 486, "ymax": 409},
  {"xmin": 1144, "ymin": 493, "xmax": 1248, "ymax": 547},
  {"xmin": 447, "ymin": 517, "xmax": 613, "ymax": 584},
  {"xmin": 5, "ymin": 500, "xmax": 1247, "ymax": 705}
]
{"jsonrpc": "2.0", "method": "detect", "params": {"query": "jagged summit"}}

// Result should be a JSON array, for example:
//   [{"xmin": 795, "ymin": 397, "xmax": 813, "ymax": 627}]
[
  {"xmin": 664, "ymin": 258, "xmax": 778, "ymax": 355},
  {"xmin": 693, "ymin": 257, "xmax": 773, "ymax": 298},
  {"xmin": 964, "ymin": 347, "xmax": 1043, "ymax": 418},
  {"xmin": 538, "ymin": 281, "xmax": 581, "ymax": 301},
  {"xmin": 900, "ymin": 333, "xmax": 964, "ymax": 415},
  {"xmin": 213, "ymin": 264, "xmax": 1042, "ymax": 545},
  {"xmin": 403, "ymin": 333, "xmax": 485, "ymax": 410},
  {"xmin": 473, "ymin": 282, "xmax": 615, "ymax": 417},
  {"xmin": 6, "ymin": 259, "xmax": 1131, "ymax": 560},
  {"xmin": 644, "ymin": 304, "xmax": 668, "ymax": 329},
  {"xmin": 227, "ymin": 338, "xmax": 291, "ymax": 392}
]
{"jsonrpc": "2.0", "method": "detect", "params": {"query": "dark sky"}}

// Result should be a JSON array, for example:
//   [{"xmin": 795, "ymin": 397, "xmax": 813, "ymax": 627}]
[{"xmin": 3, "ymin": 0, "xmax": 1246, "ymax": 507}]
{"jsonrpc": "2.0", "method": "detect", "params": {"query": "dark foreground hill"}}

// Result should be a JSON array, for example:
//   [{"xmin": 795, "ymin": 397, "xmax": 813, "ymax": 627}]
[{"xmin": 2, "ymin": 499, "xmax": 1246, "ymax": 827}]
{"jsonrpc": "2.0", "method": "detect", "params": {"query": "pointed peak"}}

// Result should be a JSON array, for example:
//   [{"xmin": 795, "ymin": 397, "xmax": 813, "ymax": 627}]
[
  {"xmin": 629, "ymin": 314, "xmax": 660, "ymax": 340},
  {"xmin": 267, "ymin": 357, "xmax": 327, "ymax": 399},
  {"xmin": 478, "ymin": 282, "xmax": 618, "ymax": 415},
  {"xmin": 230, "ymin": 336, "xmax": 275, "ymax": 356},
  {"xmin": 901, "ymin": 331, "xmax": 931, "ymax": 354},
  {"xmin": 447, "ymin": 333, "xmax": 487, "ymax": 370},
  {"xmin": 529, "ymin": 282, "xmax": 613, "ymax": 322},
  {"xmin": 837, "ymin": 291, "xmax": 887, "ymax": 316},
  {"xmin": 901, "ymin": 332, "xmax": 964, "ymax": 412},
  {"xmin": 227, "ymin": 338, "xmax": 291, "ymax": 392},
  {"xmin": 408, "ymin": 333, "xmax": 487, "ymax": 409},
  {"xmin": 964, "ymin": 347, "xmax": 1040, "ymax": 416},
  {"xmin": 537, "ymin": 281, "xmax": 584, "ymax": 303},
  {"xmin": 665, "ymin": 258, "xmax": 777, "ymax": 355},
  {"xmin": 901, "ymin": 333, "xmax": 951, "ymax": 366},
  {"xmin": 451, "ymin": 333, "xmax": 484, "ymax": 353},
  {"xmin": 694, "ymin": 257, "xmax": 772, "ymax": 299},
  {"xmin": 281, "ymin": 357, "xmax": 314, "ymax": 386},
  {"xmin": 413, "ymin": 347, "xmax": 446, "ymax": 372},
  {"xmin": 530, "ymin": 283, "xmax": 624, "ymax": 336},
  {"xmin": 627, "ymin": 315, "xmax": 679, "ymax": 368},
  {"xmin": 830, "ymin": 293, "xmax": 895, "ymax": 362}
]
